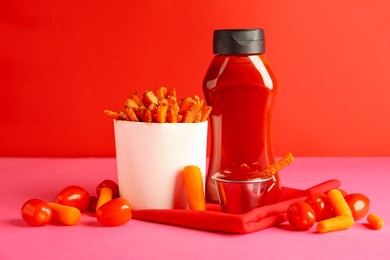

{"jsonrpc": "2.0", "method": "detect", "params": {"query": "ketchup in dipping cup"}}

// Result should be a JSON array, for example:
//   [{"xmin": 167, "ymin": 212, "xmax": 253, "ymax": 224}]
[{"xmin": 212, "ymin": 164, "xmax": 271, "ymax": 214}]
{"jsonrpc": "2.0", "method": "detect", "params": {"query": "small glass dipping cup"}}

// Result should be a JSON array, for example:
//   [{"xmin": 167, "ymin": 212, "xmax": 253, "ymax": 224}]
[{"xmin": 212, "ymin": 169, "xmax": 272, "ymax": 214}]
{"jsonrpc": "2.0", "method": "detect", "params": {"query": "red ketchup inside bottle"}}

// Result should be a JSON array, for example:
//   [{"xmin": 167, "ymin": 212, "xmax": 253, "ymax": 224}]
[{"xmin": 203, "ymin": 29, "xmax": 281, "ymax": 205}]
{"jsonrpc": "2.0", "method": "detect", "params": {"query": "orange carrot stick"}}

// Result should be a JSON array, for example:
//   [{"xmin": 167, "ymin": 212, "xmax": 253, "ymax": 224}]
[
  {"xmin": 183, "ymin": 165, "xmax": 206, "ymax": 211},
  {"xmin": 48, "ymin": 202, "xmax": 81, "ymax": 226},
  {"xmin": 96, "ymin": 187, "xmax": 113, "ymax": 211},
  {"xmin": 317, "ymin": 215, "xmax": 354, "ymax": 233},
  {"xmin": 327, "ymin": 189, "xmax": 353, "ymax": 217},
  {"xmin": 367, "ymin": 213, "xmax": 384, "ymax": 230}
]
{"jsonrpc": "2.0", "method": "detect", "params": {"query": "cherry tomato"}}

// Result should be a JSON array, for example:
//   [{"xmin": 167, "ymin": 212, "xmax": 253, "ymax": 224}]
[
  {"xmin": 287, "ymin": 201, "xmax": 316, "ymax": 230},
  {"xmin": 96, "ymin": 179, "xmax": 119, "ymax": 198},
  {"xmin": 96, "ymin": 198, "xmax": 132, "ymax": 226},
  {"xmin": 21, "ymin": 199, "xmax": 52, "ymax": 226},
  {"xmin": 87, "ymin": 195, "xmax": 98, "ymax": 212},
  {"xmin": 55, "ymin": 185, "xmax": 90, "ymax": 212},
  {"xmin": 344, "ymin": 193, "xmax": 370, "ymax": 220},
  {"xmin": 305, "ymin": 193, "xmax": 333, "ymax": 221}
]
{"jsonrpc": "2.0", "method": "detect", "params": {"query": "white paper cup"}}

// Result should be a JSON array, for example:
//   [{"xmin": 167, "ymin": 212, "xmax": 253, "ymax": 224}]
[{"xmin": 114, "ymin": 120, "xmax": 208, "ymax": 210}]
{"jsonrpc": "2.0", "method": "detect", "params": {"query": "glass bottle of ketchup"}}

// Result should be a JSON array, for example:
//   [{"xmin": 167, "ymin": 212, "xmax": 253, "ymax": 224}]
[{"xmin": 203, "ymin": 28, "xmax": 281, "ymax": 204}]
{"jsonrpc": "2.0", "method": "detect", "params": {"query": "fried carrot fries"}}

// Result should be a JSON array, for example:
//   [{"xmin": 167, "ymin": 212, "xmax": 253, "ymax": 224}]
[
  {"xmin": 104, "ymin": 87, "xmax": 212, "ymax": 123},
  {"xmin": 259, "ymin": 153, "xmax": 295, "ymax": 179}
]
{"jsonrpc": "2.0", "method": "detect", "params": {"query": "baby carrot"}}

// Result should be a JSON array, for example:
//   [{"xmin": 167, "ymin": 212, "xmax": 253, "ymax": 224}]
[
  {"xmin": 317, "ymin": 215, "xmax": 354, "ymax": 233},
  {"xmin": 327, "ymin": 189, "xmax": 353, "ymax": 217},
  {"xmin": 183, "ymin": 165, "xmax": 206, "ymax": 211},
  {"xmin": 96, "ymin": 187, "xmax": 113, "ymax": 211},
  {"xmin": 367, "ymin": 213, "xmax": 384, "ymax": 230},
  {"xmin": 47, "ymin": 202, "xmax": 81, "ymax": 226}
]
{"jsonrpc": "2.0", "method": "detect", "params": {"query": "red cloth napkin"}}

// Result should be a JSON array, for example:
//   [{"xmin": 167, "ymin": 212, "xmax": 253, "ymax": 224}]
[{"xmin": 132, "ymin": 179, "xmax": 341, "ymax": 233}]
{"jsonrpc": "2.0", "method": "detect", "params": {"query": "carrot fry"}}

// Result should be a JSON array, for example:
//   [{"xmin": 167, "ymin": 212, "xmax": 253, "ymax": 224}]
[
  {"xmin": 179, "ymin": 97, "xmax": 197, "ymax": 113},
  {"xmin": 134, "ymin": 105, "xmax": 146, "ymax": 120},
  {"xmin": 142, "ymin": 109, "xmax": 153, "ymax": 122},
  {"xmin": 367, "ymin": 213, "xmax": 384, "ymax": 230},
  {"xmin": 103, "ymin": 110, "xmax": 123, "ymax": 120},
  {"xmin": 124, "ymin": 98, "xmax": 140, "ymax": 110},
  {"xmin": 166, "ymin": 109, "xmax": 176, "ymax": 123},
  {"xmin": 47, "ymin": 202, "xmax": 81, "ymax": 226},
  {"xmin": 158, "ymin": 98, "xmax": 168, "ymax": 106},
  {"xmin": 154, "ymin": 86, "xmax": 168, "ymax": 100},
  {"xmin": 183, "ymin": 165, "xmax": 206, "ymax": 211},
  {"xmin": 200, "ymin": 105, "xmax": 212, "ymax": 122},
  {"xmin": 133, "ymin": 92, "xmax": 144, "ymax": 105},
  {"xmin": 259, "ymin": 153, "xmax": 295, "ymax": 179},
  {"xmin": 124, "ymin": 107, "xmax": 139, "ymax": 122},
  {"xmin": 167, "ymin": 96, "xmax": 177, "ymax": 108},
  {"xmin": 327, "ymin": 189, "xmax": 353, "ymax": 217},
  {"xmin": 317, "ymin": 215, "xmax": 354, "ymax": 233},
  {"xmin": 155, "ymin": 105, "xmax": 168, "ymax": 123},
  {"xmin": 119, "ymin": 111, "xmax": 129, "ymax": 121},
  {"xmin": 96, "ymin": 187, "xmax": 113, "ymax": 211},
  {"xmin": 181, "ymin": 110, "xmax": 196, "ymax": 123},
  {"xmin": 143, "ymin": 90, "xmax": 159, "ymax": 106},
  {"xmin": 167, "ymin": 88, "xmax": 177, "ymax": 97}
]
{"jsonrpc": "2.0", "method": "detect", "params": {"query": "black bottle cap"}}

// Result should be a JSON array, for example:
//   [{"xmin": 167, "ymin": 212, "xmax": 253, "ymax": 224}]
[{"xmin": 213, "ymin": 28, "xmax": 265, "ymax": 55}]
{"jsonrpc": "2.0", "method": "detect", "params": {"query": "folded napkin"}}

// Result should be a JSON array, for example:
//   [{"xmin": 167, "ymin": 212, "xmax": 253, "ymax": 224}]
[{"xmin": 132, "ymin": 179, "xmax": 341, "ymax": 233}]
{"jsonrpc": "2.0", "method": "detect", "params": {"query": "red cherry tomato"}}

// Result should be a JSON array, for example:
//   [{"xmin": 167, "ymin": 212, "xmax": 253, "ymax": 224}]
[
  {"xmin": 96, "ymin": 198, "xmax": 132, "ymax": 226},
  {"xmin": 305, "ymin": 193, "xmax": 333, "ymax": 221},
  {"xmin": 87, "ymin": 195, "xmax": 98, "ymax": 212},
  {"xmin": 344, "ymin": 193, "xmax": 370, "ymax": 220},
  {"xmin": 96, "ymin": 179, "xmax": 119, "ymax": 198},
  {"xmin": 21, "ymin": 199, "xmax": 52, "ymax": 226},
  {"xmin": 287, "ymin": 201, "xmax": 316, "ymax": 230},
  {"xmin": 55, "ymin": 185, "xmax": 90, "ymax": 212}
]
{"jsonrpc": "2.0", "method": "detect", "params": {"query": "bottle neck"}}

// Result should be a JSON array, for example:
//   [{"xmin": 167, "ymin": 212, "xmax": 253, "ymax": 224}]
[{"xmin": 215, "ymin": 53, "xmax": 264, "ymax": 57}]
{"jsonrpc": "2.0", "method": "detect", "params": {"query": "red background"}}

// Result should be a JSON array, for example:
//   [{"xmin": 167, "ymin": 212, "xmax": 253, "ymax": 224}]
[{"xmin": 1, "ymin": 0, "xmax": 389, "ymax": 157}]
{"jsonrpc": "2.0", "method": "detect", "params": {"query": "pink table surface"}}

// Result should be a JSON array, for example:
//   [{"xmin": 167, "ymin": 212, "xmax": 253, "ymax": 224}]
[{"xmin": 0, "ymin": 157, "xmax": 388, "ymax": 259}]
